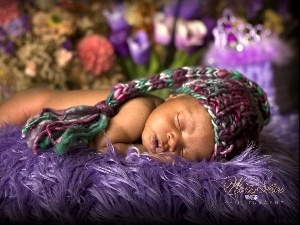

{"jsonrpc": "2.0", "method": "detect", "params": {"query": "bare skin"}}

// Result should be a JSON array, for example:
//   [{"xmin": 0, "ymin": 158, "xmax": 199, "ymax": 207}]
[
  {"xmin": 142, "ymin": 94, "xmax": 214, "ymax": 161},
  {"xmin": 0, "ymin": 89, "xmax": 214, "ymax": 161}
]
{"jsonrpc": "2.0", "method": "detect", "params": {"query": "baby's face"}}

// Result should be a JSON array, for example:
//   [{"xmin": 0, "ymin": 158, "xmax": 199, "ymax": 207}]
[{"xmin": 141, "ymin": 94, "xmax": 215, "ymax": 162}]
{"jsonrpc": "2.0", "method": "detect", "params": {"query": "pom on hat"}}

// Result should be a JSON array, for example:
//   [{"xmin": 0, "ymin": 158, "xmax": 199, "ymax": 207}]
[{"xmin": 173, "ymin": 67, "xmax": 270, "ymax": 161}]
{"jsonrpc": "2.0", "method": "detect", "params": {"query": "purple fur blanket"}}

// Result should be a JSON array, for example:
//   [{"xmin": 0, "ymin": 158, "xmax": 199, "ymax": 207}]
[{"xmin": 0, "ymin": 125, "xmax": 299, "ymax": 225}]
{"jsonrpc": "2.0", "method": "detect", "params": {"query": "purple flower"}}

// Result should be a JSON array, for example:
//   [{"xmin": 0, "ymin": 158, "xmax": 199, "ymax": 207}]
[
  {"xmin": 273, "ymin": 0, "xmax": 290, "ymax": 18},
  {"xmin": 61, "ymin": 40, "xmax": 73, "ymax": 51},
  {"xmin": 246, "ymin": 0, "xmax": 264, "ymax": 20},
  {"xmin": 163, "ymin": 0, "xmax": 203, "ymax": 20},
  {"xmin": 175, "ymin": 19, "xmax": 207, "ymax": 52},
  {"xmin": 103, "ymin": 3, "xmax": 129, "ymax": 31},
  {"xmin": 0, "ymin": 42, "xmax": 4, "ymax": 53},
  {"xmin": 127, "ymin": 30, "xmax": 151, "ymax": 65},
  {"xmin": 109, "ymin": 28, "xmax": 130, "ymax": 57},
  {"xmin": 4, "ymin": 14, "xmax": 30, "ymax": 38},
  {"xmin": 201, "ymin": 16, "xmax": 217, "ymax": 43},
  {"xmin": 153, "ymin": 13, "xmax": 174, "ymax": 45},
  {"xmin": 0, "ymin": 28, "xmax": 6, "ymax": 41},
  {"xmin": 4, "ymin": 41, "xmax": 15, "ymax": 54},
  {"xmin": 0, "ymin": 39, "xmax": 15, "ymax": 55}
]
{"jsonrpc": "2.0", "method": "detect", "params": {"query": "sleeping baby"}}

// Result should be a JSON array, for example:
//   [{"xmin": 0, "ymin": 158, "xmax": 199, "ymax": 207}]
[{"xmin": 0, "ymin": 66, "xmax": 270, "ymax": 162}]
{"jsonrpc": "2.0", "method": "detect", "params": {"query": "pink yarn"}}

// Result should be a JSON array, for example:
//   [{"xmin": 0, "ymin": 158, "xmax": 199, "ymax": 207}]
[{"xmin": 76, "ymin": 34, "xmax": 115, "ymax": 76}]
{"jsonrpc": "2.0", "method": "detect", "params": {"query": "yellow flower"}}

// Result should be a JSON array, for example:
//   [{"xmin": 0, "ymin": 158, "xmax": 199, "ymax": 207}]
[
  {"xmin": 124, "ymin": 1, "xmax": 155, "ymax": 33},
  {"xmin": 32, "ymin": 7, "xmax": 74, "ymax": 42},
  {"xmin": 263, "ymin": 9, "xmax": 284, "ymax": 35}
]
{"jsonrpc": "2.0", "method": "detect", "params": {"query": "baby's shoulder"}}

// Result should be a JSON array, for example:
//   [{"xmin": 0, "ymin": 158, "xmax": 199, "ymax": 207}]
[
  {"xmin": 121, "ymin": 94, "xmax": 163, "ymax": 112},
  {"xmin": 113, "ymin": 94, "xmax": 163, "ymax": 129}
]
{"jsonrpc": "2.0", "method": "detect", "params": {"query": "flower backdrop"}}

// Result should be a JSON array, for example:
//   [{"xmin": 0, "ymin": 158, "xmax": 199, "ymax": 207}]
[
  {"xmin": 0, "ymin": 0, "xmax": 124, "ymax": 101},
  {"xmin": 103, "ymin": 0, "xmax": 214, "ymax": 80},
  {"xmin": 0, "ymin": 0, "xmax": 298, "ymax": 102}
]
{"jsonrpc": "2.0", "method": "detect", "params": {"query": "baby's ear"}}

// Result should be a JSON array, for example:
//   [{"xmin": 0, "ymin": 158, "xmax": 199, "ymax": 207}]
[{"xmin": 165, "ymin": 94, "xmax": 186, "ymax": 101}]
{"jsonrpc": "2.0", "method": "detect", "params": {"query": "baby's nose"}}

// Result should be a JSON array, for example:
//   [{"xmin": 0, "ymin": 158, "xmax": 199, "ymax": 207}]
[{"xmin": 167, "ymin": 132, "xmax": 180, "ymax": 152}]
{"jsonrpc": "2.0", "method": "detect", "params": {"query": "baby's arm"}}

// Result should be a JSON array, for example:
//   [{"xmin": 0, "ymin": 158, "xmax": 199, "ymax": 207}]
[
  {"xmin": 0, "ymin": 89, "xmax": 51, "ymax": 126},
  {"xmin": 92, "ymin": 95, "xmax": 163, "ymax": 155},
  {"xmin": 0, "ymin": 88, "xmax": 163, "ymax": 156},
  {"xmin": 0, "ymin": 88, "xmax": 110, "ymax": 127}
]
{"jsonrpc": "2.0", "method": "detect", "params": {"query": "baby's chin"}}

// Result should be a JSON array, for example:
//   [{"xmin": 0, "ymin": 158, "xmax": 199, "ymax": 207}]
[
  {"xmin": 144, "ymin": 150, "xmax": 184, "ymax": 162},
  {"xmin": 141, "ymin": 135, "xmax": 182, "ymax": 162}
]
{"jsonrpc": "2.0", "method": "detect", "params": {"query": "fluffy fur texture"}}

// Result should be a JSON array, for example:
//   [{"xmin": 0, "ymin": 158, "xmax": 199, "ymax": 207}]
[{"xmin": 0, "ymin": 112, "xmax": 299, "ymax": 225}]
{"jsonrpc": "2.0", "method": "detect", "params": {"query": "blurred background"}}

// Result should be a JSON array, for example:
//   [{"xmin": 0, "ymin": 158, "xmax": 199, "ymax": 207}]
[{"xmin": 0, "ymin": 0, "xmax": 298, "ymax": 113}]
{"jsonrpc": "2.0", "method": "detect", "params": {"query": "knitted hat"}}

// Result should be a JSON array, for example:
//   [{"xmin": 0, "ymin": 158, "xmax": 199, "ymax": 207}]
[
  {"xmin": 172, "ymin": 67, "xmax": 270, "ymax": 161},
  {"xmin": 22, "ymin": 66, "xmax": 270, "ymax": 161}
]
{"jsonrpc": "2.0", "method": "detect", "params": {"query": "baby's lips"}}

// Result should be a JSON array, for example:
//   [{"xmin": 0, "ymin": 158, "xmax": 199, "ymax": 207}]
[
  {"xmin": 150, "ymin": 135, "xmax": 157, "ymax": 154},
  {"xmin": 150, "ymin": 135, "xmax": 164, "ymax": 154},
  {"xmin": 155, "ymin": 147, "xmax": 164, "ymax": 153}
]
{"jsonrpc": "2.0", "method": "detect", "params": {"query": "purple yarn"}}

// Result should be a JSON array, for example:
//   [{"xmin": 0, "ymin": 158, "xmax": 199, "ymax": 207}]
[{"xmin": 0, "ymin": 124, "xmax": 298, "ymax": 225}]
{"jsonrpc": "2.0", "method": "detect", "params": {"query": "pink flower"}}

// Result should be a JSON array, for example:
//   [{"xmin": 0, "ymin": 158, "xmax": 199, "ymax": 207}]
[
  {"xmin": 0, "ymin": 0, "xmax": 20, "ymax": 25},
  {"xmin": 24, "ymin": 60, "xmax": 37, "ymax": 77},
  {"xmin": 76, "ymin": 34, "xmax": 115, "ymax": 76}
]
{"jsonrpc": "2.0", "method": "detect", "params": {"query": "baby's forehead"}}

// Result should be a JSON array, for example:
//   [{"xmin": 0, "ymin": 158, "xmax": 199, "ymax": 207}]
[{"xmin": 165, "ymin": 93, "xmax": 194, "ymax": 101}]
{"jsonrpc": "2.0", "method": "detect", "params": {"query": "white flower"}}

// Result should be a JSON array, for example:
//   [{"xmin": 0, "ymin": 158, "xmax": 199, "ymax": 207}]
[
  {"xmin": 25, "ymin": 60, "xmax": 37, "ymax": 77},
  {"xmin": 55, "ymin": 48, "xmax": 73, "ymax": 67},
  {"xmin": 175, "ymin": 19, "xmax": 207, "ymax": 50}
]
